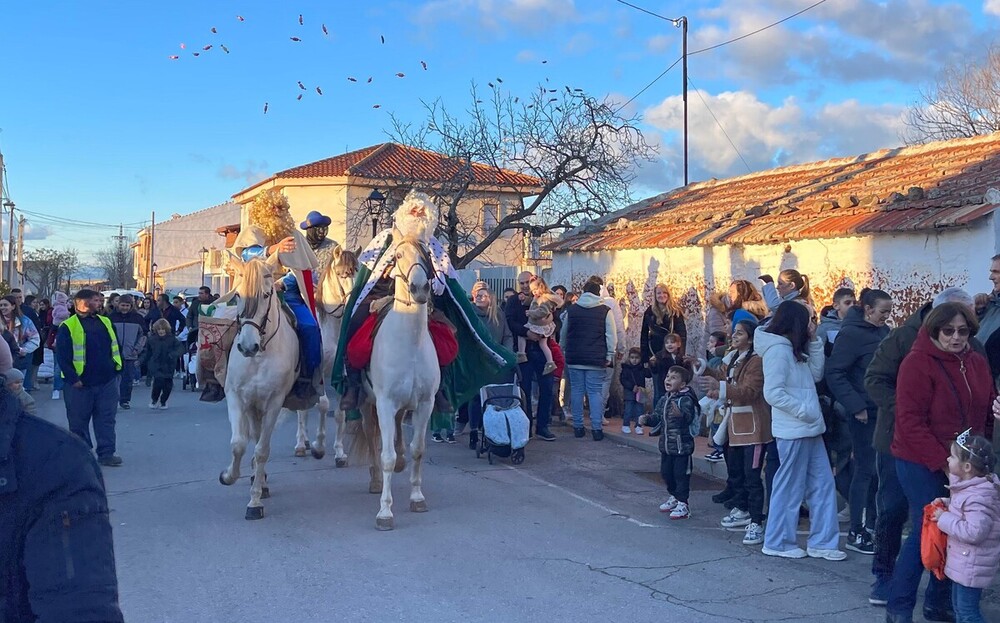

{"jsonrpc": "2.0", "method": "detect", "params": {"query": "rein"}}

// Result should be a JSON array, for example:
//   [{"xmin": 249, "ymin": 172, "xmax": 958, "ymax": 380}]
[
  {"xmin": 238, "ymin": 290, "xmax": 281, "ymax": 352},
  {"xmin": 319, "ymin": 268, "xmax": 355, "ymax": 318},
  {"xmin": 392, "ymin": 240, "xmax": 434, "ymax": 307}
]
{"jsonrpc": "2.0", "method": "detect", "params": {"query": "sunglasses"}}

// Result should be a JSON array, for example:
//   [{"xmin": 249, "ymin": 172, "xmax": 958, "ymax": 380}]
[{"xmin": 939, "ymin": 326, "xmax": 970, "ymax": 337}]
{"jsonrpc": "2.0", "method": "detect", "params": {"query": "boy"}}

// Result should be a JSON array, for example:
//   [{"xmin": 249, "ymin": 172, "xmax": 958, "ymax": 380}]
[
  {"xmin": 706, "ymin": 331, "xmax": 728, "ymax": 368},
  {"xmin": 640, "ymin": 365, "xmax": 700, "ymax": 519},
  {"xmin": 619, "ymin": 347, "xmax": 649, "ymax": 434},
  {"xmin": 5, "ymin": 369, "xmax": 37, "ymax": 416}
]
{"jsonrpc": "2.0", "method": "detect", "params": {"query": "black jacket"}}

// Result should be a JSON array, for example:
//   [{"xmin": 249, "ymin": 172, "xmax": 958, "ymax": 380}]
[
  {"xmin": 824, "ymin": 306, "xmax": 890, "ymax": 416},
  {"xmin": 0, "ymin": 385, "xmax": 124, "ymax": 622},
  {"xmin": 140, "ymin": 332, "xmax": 185, "ymax": 379},
  {"xmin": 649, "ymin": 386, "xmax": 700, "ymax": 456},
  {"xmin": 639, "ymin": 306, "xmax": 687, "ymax": 364},
  {"xmin": 619, "ymin": 362, "xmax": 650, "ymax": 396},
  {"xmin": 505, "ymin": 293, "xmax": 541, "ymax": 356}
]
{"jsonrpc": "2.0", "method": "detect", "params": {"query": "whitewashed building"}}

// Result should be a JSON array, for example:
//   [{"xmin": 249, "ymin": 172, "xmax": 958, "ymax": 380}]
[{"xmin": 546, "ymin": 133, "xmax": 1000, "ymax": 355}]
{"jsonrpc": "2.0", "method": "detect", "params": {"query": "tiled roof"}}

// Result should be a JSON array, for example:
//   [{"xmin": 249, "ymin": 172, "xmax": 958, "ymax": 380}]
[
  {"xmin": 273, "ymin": 143, "xmax": 543, "ymax": 189},
  {"xmin": 547, "ymin": 133, "xmax": 1000, "ymax": 252}
]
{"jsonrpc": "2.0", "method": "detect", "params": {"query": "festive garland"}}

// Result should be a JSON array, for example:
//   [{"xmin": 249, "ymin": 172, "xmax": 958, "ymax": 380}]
[{"xmin": 248, "ymin": 189, "xmax": 294, "ymax": 246}]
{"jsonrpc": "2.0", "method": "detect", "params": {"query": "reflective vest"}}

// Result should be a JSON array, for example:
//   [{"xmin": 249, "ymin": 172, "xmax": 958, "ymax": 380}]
[{"xmin": 62, "ymin": 314, "xmax": 123, "ymax": 377}]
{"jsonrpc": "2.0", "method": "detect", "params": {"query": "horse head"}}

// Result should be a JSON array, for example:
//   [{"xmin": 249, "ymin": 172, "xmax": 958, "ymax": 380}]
[
  {"xmin": 233, "ymin": 251, "xmax": 281, "ymax": 358},
  {"xmin": 390, "ymin": 228, "xmax": 433, "ymax": 306},
  {"xmin": 319, "ymin": 246, "xmax": 359, "ymax": 315}
]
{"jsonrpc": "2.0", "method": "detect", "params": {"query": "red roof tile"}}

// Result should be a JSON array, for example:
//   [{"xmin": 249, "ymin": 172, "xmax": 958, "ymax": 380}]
[
  {"xmin": 274, "ymin": 143, "xmax": 543, "ymax": 189},
  {"xmin": 547, "ymin": 133, "xmax": 1000, "ymax": 252}
]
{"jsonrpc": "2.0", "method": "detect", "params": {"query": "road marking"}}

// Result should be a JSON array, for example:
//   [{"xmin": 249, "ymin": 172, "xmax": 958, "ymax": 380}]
[{"xmin": 503, "ymin": 465, "xmax": 659, "ymax": 528}]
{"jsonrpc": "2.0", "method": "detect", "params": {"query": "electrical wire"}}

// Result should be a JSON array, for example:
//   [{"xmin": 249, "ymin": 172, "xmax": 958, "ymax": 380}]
[
  {"xmin": 687, "ymin": 76, "xmax": 752, "ymax": 174},
  {"xmin": 617, "ymin": 56, "xmax": 682, "ymax": 112},
  {"xmin": 613, "ymin": 0, "xmax": 676, "ymax": 23}
]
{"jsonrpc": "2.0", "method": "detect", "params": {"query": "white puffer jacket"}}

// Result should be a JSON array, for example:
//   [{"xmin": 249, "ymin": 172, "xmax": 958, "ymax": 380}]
[{"xmin": 755, "ymin": 327, "xmax": 826, "ymax": 440}]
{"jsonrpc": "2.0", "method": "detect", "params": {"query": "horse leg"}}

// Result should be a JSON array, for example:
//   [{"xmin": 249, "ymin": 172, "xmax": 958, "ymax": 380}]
[
  {"xmin": 374, "ymin": 396, "xmax": 398, "ymax": 530},
  {"xmin": 393, "ymin": 410, "xmax": 407, "ymax": 473},
  {"xmin": 409, "ymin": 401, "xmax": 433, "ymax": 513},
  {"xmin": 247, "ymin": 409, "xmax": 278, "ymax": 520},
  {"xmin": 295, "ymin": 409, "xmax": 309, "ymax": 457},
  {"xmin": 363, "ymin": 404, "xmax": 382, "ymax": 494},
  {"xmin": 331, "ymin": 392, "xmax": 348, "ymax": 467},
  {"xmin": 220, "ymin": 404, "xmax": 247, "ymax": 486},
  {"xmin": 311, "ymin": 392, "xmax": 329, "ymax": 460}
]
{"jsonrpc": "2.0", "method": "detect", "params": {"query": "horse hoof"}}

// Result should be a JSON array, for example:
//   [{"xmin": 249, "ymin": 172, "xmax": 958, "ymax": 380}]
[
  {"xmin": 311, "ymin": 448, "xmax": 325, "ymax": 460},
  {"xmin": 375, "ymin": 516, "xmax": 394, "ymax": 531},
  {"xmin": 245, "ymin": 506, "xmax": 264, "ymax": 520},
  {"xmin": 369, "ymin": 482, "xmax": 382, "ymax": 494},
  {"xmin": 410, "ymin": 500, "xmax": 428, "ymax": 513},
  {"xmin": 335, "ymin": 457, "xmax": 348, "ymax": 468},
  {"xmin": 294, "ymin": 448, "xmax": 307, "ymax": 457},
  {"xmin": 304, "ymin": 440, "xmax": 312, "ymax": 450},
  {"xmin": 261, "ymin": 487, "xmax": 270, "ymax": 499},
  {"xmin": 219, "ymin": 472, "xmax": 232, "ymax": 486}
]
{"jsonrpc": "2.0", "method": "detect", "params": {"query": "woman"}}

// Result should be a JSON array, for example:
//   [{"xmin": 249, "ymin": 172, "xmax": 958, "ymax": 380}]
[
  {"xmin": 825, "ymin": 288, "xmax": 892, "ymax": 556},
  {"xmin": 640, "ymin": 284, "xmax": 687, "ymax": 406},
  {"xmin": 756, "ymin": 301, "xmax": 843, "ymax": 560},
  {"xmin": 709, "ymin": 280, "xmax": 769, "ymax": 324},
  {"xmin": 698, "ymin": 318, "xmax": 774, "ymax": 546},
  {"xmin": 0, "ymin": 296, "xmax": 40, "ymax": 386},
  {"xmin": 47, "ymin": 292, "xmax": 71, "ymax": 399},
  {"xmin": 762, "ymin": 269, "xmax": 813, "ymax": 313},
  {"xmin": 885, "ymin": 302, "xmax": 995, "ymax": 622},
  {"xmin": 468, "ymin": 281, "xmax": 515, "ymax": 449}
]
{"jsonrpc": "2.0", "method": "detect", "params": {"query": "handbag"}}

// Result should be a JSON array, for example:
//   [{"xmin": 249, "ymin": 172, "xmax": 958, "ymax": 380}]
[{"xmin": 729, "ymin": 405, "xmax": 757, "ymax": 437}]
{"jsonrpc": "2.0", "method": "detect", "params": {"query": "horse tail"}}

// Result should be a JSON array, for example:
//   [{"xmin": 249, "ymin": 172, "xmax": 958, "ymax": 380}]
[{"xmin": 346, "ymin": 408, "xmax": 376, "ymax": 466}]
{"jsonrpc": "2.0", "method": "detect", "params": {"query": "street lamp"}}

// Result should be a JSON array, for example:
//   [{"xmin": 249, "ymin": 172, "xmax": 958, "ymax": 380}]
[
  {"xmin": 364, "ymin": 189, "xmax": 386, "ymax": 238},
  {"xmin": 151, "ymin": 263, "xmax": 158, "ymax": 294},
  {"xmin": 670, "ymin": 15, "xmax": 688, "ymax": 186},
  {"xmin": 199, "ymin": 247, "xmax": 209, "ymax": 288}
]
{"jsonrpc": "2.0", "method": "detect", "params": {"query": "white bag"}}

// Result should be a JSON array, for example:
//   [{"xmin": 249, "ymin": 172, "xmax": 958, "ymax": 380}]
[{"xmin": 483, "ymin": 405, "xmax": 530, "ymax": 450}]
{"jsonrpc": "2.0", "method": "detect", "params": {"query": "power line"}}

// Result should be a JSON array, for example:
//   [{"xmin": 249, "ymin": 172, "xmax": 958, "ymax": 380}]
[
  {"xmin": 613, "ymin": 0, "xmax": 675, "ymax": 23},
  {"xmin": 618, "ymin": 56, "xmax": 682, "ymax": 112},
  {"xmin": 687, "ymin": 76, "xmax": 752, "ymax": 174}
]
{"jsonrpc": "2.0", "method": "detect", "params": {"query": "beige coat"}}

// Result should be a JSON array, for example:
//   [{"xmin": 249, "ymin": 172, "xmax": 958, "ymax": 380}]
[{"xmin": 705, "ymin": 350, "xmax": 773, "ymax": 446}]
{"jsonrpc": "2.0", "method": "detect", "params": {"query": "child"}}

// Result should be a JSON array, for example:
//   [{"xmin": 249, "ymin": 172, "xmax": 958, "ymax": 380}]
[
  {"xmin": 706, "ymin": 331, "xmax": 728, "ymax": 368},
  {"xmin": 141, "ymin": 318, "xmax": 185, "ymax": 409},
  {"xmin": 931, "ymin": 432, "xmax": 1000, "ymax": 622},
  {"xmin": 619, "ymin": 347, "xmax": 650, "ymax": 434},
  {"xmin": 640, "ymin": 365, "xmax": 700, "ymax": 520},
  {"xmin": 517, "ymin": 276, "xmax": 563, "ymax": 375},
  {"xmin": 5, "ymin": 369, "xmax": 37, "ymax": 416}
]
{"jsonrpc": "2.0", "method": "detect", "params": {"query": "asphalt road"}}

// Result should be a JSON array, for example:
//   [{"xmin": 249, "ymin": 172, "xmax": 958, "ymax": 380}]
[{"xmin": 34, "ymin": 381, "xmax": 999, "ymax": 623}]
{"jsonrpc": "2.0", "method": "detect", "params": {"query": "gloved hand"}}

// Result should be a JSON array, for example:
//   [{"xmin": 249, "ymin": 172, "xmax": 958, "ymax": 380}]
[{"xmin": 758, "ymin": 274, "xmax": 774, "ymax": 284}]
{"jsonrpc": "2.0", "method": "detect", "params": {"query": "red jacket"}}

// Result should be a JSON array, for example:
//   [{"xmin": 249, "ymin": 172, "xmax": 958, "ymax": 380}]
[{"xmin": 892, "ymin": 328, "xmax": 995, "ymax": 472}]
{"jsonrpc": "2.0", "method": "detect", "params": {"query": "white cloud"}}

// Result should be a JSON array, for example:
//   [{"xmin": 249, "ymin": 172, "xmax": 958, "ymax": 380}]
[
  {"xmin": 218, "ymin": 160, "xmax": 270, "ymax": 186},
  {"xmin": 646, "ymin": 34, "xmax": 674, "ymax": 54},
  {"xmin": 414, "ymin": 0, "xmax": 579, "ymax": 34},
  {"xmin": 23, "ymin": 223, "xmax": 53, "ymax": 241},
  {"xmin": 986, "ymin": 0, "xmax": 1000, "ymax": 16},
  {"xmin": 515, "ymin": 49, "xmax": 537, "ymax": 62},
  {"xmin": 563, "ymin": 32, "xmax": 594, "ymax": 55},
  {"xmin": 643, "ymin": 90, "xmax": 905, "ymax": 185}
]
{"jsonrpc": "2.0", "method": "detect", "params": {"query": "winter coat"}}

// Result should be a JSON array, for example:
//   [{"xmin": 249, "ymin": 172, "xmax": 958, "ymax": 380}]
[
  {"xmin": 473, "ymin": 304, "xmax": 514, "ymax": 352},
  {"xmin": 505, "ymin": 293, "xmax": 541, "ymax": 357},
  {"xmin": 639, "ymin": 306, "xmax": 687, "ymax": 365},
  {"xmin": 816, "ymin": 308, "xmax": 843, "ymax": 357},
  {"xmin": 0, "ymin": 384, "xmax": 124, "ymax": 622},
  {"xmin": 824, "ymin": 306, "xmax": 890, "ymax": 417},
  {"xmin": 3, "ymin": 315, "xmax": 39, "ymax": 359},
  {"xmin": 146, "ymin": 304, "xmax": 185, "ymax": 335},
  {"xmin": 938, "ymin": 474, "xmax": 1000, "ymax": 589},
  {"xmin": 755, "ymin": 327, "xmax": 826, "ymax": 439},
  {"xmin": 599, "ymin": 286, "xmax": 626, "ymax": 358},
  {"xmin": 619, "ymin": 362, "xmax": 650, "ymax": 399},
  {"xmin": 704, "ymin": 349, "xmax": 773, "ymax": 446},
  {"xmin": 140, "ymin": 332, "xmax": 185, "ymax": 379},
  {"xmin": 559, "ymin": 292, "xmax": 616, "ymax": 370},
  {"xmin": 109, "ymin": 310, "xmax": 147, "ymax": 361},
  {"xmin": 648, "ymin": 386, "xmax": 699, "ymax": 455},
  {"xmin": 892, "ymin": 328, "xmax": 995, "ymax": 472}
]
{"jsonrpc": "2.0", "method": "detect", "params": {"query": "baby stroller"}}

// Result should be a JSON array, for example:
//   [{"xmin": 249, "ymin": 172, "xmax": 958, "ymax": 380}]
[
  {"xmin": 181, "ymin": 343, "xmax": 199, "ymax": 391},
  {"xmin": 476, "ymin": 383, "xmax": 530, "ymax": 465}
]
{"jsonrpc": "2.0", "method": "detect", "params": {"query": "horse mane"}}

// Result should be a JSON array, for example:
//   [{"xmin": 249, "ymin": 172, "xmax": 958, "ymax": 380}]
[{"xmin": 238, "ymin": 258, "xmax": 267, "ymax": 318}]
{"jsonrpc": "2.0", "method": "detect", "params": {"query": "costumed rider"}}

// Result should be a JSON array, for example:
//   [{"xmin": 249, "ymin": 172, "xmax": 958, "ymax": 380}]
[
  {"xmin": 302, "ymin": 210, "xmax": 338, "ymax": 284},
  {"xmin": 334, "ymin": 190, "xmax": 517, "ymax": 414}
]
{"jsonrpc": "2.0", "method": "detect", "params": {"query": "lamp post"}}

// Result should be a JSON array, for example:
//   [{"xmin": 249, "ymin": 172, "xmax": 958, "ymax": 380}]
[
  {"xmin": 364, "ymin": 189, "xmax": 387, "ymax": 238},
  {"xmin": 199, "ymin": 247, "xmax": 209, "ymax": 288},
  {"xmin": 670, "ymin": 15, "xmax": 688, "ymax": 186},
  {"xmin": 2, "ymin": 199, "xmax": 14, "ymax": 285}
]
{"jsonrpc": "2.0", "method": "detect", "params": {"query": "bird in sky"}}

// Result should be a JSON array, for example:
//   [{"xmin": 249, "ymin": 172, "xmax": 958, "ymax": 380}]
[
  {"xmin": 421, "ymin": 60, "xmax": 427, "ymax": 70},
  {"xmin": 211, "ymin": 27, "xmax": 217, "ymax": 34},
  {"xmin": 192, "ymin": 52, "xmax": 200, "ymax": 57},
  {"xmin": 542, "ymin": 60, "xmax": 548, "ymax": 64},
  {"xmin": 298, "ymin": 14, "xmax": 303, "ymax": 26},
  {"xmin": 347, "ymin": 77, "xmax": 357, "ymax": 82},
  {"xmin": 168, "ymin": 55, "xmax": 179, "ymax": 60},
  {"xmin": 373, "ymin": 104, "xmax": 381, "ymax": 108},
  {"xmin": 237, "ymin": 15, "xmax": 245, "ymax": 22},
  {"xmin": 203, "ymin": 44, "xmax": 212, "ymax": 51},
  {"xmin": 297, "ymin": 94, "xmax": 303, "ymax": 100},
  {"xmin": 395, "ymin": 72, "xmax": 405, "ymax": 78},
  {"xmin": 322, "ymin": 24, "xmax": 328, "ymax": 35},
  {"xmin": 221, "ymin": 44, "xmax": 230, "ymax": 53},
  {"xmin": 367, "ymin": 76, "xmax": 373, "ymax": 83},
  {"xmin": 179, "ymin": 43, "xmax": 186, "ymax": 49},
  {"xmin": 496, "ymin": 77, "xmax": 503, "ymax": 83},
  {"xmin": 316, "ymin": 86, "xmax": 323, "ymax": 95},
  {"xmin": 263, "ymin": 102, "xmax": 268, "ymax": 114},
  {"xmin": 290, "ymin": 36, "xmax": 302, "ymax": 42},
  {"xmin": 298, "ymin": 81, "xmax": 306, "ymax": 90},
  {"xmin": 380, "ymin": 35, "xmax": 385, "ymax": 44}
]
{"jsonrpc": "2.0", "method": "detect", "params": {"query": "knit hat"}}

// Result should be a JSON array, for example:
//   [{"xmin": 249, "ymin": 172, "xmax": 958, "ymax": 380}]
[{"xmin": 5, "ymin": 369, "xmax": 24, "ymax": 383}]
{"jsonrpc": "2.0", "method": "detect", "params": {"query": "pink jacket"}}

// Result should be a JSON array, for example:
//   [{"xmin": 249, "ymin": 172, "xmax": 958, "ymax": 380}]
[{"xmin": 937, "ymin": 474, "xmax": 1000, "ymax": 588}]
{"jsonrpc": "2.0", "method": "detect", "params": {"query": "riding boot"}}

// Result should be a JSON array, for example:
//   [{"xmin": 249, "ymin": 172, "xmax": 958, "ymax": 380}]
[
  {"xmin": 200, "ymin": 381, "xmax": 225, "ymax": 403},
  {"xmin": 340, "ymin": 368, "xmax": 363, "ymax": 411},
  {"xmin": 292, "ymin": 377, "xmax": 317, "ymax": 401}
]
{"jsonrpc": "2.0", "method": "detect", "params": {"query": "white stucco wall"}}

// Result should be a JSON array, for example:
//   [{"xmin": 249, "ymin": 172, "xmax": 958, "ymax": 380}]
[{"xmin": 549, "ymin": 216, "xmax": 998, "ymax": 356}]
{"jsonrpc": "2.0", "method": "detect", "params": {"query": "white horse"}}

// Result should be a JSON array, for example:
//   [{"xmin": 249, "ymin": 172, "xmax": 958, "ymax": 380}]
[
  {"xmin": 218, "ymin": 251, "xmax": 299, "ymax": 520},
  {"xmin": 361, "ymin": 230, "xmax": 440, "ymax": 531},
  {"xmin": 294, "ymin": 246, "xmax": 358, "ymax": 466}
]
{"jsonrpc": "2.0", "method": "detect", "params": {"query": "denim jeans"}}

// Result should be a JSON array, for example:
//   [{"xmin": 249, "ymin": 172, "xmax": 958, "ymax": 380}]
[
  {"xmin": 623, "ymin": 399, "xmax": 642, "ymax": 426},
  {"xmin": 847, "ymin": 412, "xmax": 878, "ymax": 533},
  {"xmin": 52, "ymin": 355, "xmax": 64, "ymax": 391},
  {"xmin": 568, "ymin": 367, "xmax": 605, "ymax": 431},
  {"xmin": 738, "ymin": 444, "xmax": 767, "ymax": 524},
  {"xmin": 887, "ymin": 458, "xmax": 951, "ymax": 616},
  {"xmin": 872, "ymin": 451, "xmax": 908, "ymax": 581},
  {"xmin": 519, "ymin": 349, "xmax": 553, "ymax": 434},
  {"xmin": 763, "ymin": 436, "xmax": 840, "ymax": 552},
  {"xmin": 65, "ymin": 376, "xmax": 120, "ymax": 458},
  {"xmin": 952, "ymin": 583, "xmax": 985, "ymax": 623},
  {"xmin": 119, "ymin": 360, "xmax": 137, "ymax": 404}
]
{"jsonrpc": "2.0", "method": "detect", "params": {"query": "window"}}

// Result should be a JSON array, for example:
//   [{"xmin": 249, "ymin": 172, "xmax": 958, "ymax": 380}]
[{"xmin": 481, "ymin": 203, "xmax": 499, "ymax": 235}]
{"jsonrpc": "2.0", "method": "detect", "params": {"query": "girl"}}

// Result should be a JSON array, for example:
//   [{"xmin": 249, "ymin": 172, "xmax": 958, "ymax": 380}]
[
  {"xmin": 0, "ymin": 296, "xmax": 39, "ymax": 387},
  {"xmin": 47, "ymin": 292, "xmax": 71, "ymax": 400},
  {"xmin": 932, "ymin": 433, "xmax": 1000, "ymax": 623},
  {"xmin": 761, "ymin": 269, "xmax": 814, "ymax": 314},
  {"xmin": 641, "ymin": 284, "xmax": 687, "ymax": 405},
  {"xmin": 141, "ymin": 318, "xmax": 185, "ymax": 409},
  {"xmin": 516, "ymin": 277, "xmax": 563, "ymax": 375}
]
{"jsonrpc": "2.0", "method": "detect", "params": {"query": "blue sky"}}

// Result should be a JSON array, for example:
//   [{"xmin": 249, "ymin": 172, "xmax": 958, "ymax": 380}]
[{"xmin": 1, "ymin": 0, "xmax": 997, "ymax": 258}]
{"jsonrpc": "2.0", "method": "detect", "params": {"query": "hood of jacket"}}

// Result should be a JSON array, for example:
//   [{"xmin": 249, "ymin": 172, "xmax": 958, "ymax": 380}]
[
  {"xmin": 110, "ymin": 310, "xmax": 145, "ymax": 324},
  {"xmin": 903, "ymin": 301, "xmax": 933, "ymax": 332},
  {"xmin": 819, "ymin": 307, "xmax": 841, "ymax": 326},
  {"xmin": 576, "ymin": 292, "xmax": 605, "ymax": 309},
  {"xmin": 840, "ymin": 305, "xmax": 892, "ymax": 339},
  {"xmin": 753, "ymin": 326, "xmax": 793, "ymax": 359},
  {"xmin": 910, "ymin": 325, "xmax": 973, "ymax": 362}
]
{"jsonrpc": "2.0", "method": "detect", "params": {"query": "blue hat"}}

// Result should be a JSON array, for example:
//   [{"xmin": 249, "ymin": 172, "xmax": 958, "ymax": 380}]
[
  {"xmin": 300, "ymin": 211, "xmax": 332, "ymax": 229},
  {"xmin": 731, "ymin": 309, "xmax": 758, "ymax": 332}
]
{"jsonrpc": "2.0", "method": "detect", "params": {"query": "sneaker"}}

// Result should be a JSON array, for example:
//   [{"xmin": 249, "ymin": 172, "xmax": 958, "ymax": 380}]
[
  {"xmin": 51, "ymin": 390, "xmax": 61, "ymax": 400},
  {"xmin": 535, "ymin": 429, "xmax": 556, "ymax": 441},
  {"xmin": 868, "ymin": 577, "xmax": 890, "ymax": 606},
  {"xmin": 516, "ymin": 352, "xmax": 528, "ymax": 363},
  {"xmin": 658, "ymin": 496, "xmax": 678, "ymax": 512},
  {"xmin": 669, "ymin": 502, "xmax": 690, "ymax": 520},
  {"xmin": 542, "ymin": 361, "xmax": 557, "ymax": 375},
  {"xmin": 806, "ymin": 547, "xmax": 847, "ymax": 561},
  {"xmin": 721, "ymin": 507, "xmax": 752, "ymax": 529},
  {"xmin": 845, "ymin": 530, "xmax": 875, "ymax": 555},
  {"xmin": 149, "ymin": 402, "xmax": 159, "ymax": 410},
  {"xmin": 573, "ymin": 428, "xmax": 586, "ymax": 438},
  {"xmin": 634, "ymin": 425, "xmax": 644, "ymax": 435},
  {"xmin": 446, "ymin": 433, "xmax": 456, "ymax": 444},
  {"xmin": 159, "ymin": 402, "xmax": 168, "ymax": 410},
  {"xmin": 591, "ymin": 429, "xmax": 604, "ymax": 441},
  {"xmin": 432, "ymin": 433, "xmax": 444, "ymax": 443},
  {"xmin": 762, "ymin": 546, "xmax": 807, "ymax": 559},
  {"xmin": 704, "ymin": 450, "xmax": 725, "ymax": 462},
  {"xmin": 119, "ymin": 402, "xmax": 131, "ymax": 410},
  {"xmin": 621, "ymin": 425, "xmax": 631, "ymax": 434},
  {"xmin": 742, "ymin": 522, "xmax": 764, "ymax": 545},
  {"xmin": 97, "ymin": 455, "xmax": 123, "ymax": 467}
]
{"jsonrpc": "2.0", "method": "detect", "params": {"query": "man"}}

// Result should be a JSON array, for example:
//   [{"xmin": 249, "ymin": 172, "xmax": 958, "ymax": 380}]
[
  {"xmin": 147, "ymin": 294, "xmax": 185, "ymax": 336},
  {"xmin": 56, "ymin": 289, "xmax": 124, "ymax": 467},
  {"xmin": 560, "ymin": 279, "xmax": 616, "ymax": 440},
  {"xmin": 109, "ymin": 294, "xmax": 146, "ymax": 410},
  {"xmin": 864, "ymin": 287, "xmax": 978, "ymax": 607},
  {"xmin": 185, "ymin": 286, "xmax": 215, "ymax": 348},
  {"xmin": 505, "ymin": 271, "xmax": 556, "ymax": 441},
  {"xmin": 586, "ymin": 276, "xmax": 625, "ymax": 422},
  {"xmin": 977, "ymin": 254, "xmax": 1000, "ymax": 454},
  {"xmin": 0, "ymin": 382, "xmax": 124, "ymax": 622},
  {"xmin": 817, "ymin": 287, "xmax": 856, "ymax": 356}
]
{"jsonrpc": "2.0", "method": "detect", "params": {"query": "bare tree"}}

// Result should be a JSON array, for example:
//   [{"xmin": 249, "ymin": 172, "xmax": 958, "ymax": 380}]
[
  {"xmin": 22, "ymin": 247, "xmax": 78, "ymax": 296},
  {"xmin": 95, "ymin": 233, "xmax": 134, "ymax": 289},
  {"xmin": 381, "ymin": 83, "xmax": 655, "ymax": 269},
  {"xmin": 904, "ymin": 45, "xmax": 1000, "ymax": 145}
]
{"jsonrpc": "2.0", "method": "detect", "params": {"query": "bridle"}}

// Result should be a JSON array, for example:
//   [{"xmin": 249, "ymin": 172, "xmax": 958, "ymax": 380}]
[
  {"xmin": 391, "ymin": 240, "xmax": 435, "ymax": 307},
  {"xmin": 320, "ymin": 266, "xmax": 356, "ymax": 318},
  {"xmin": 238, "ymin": 288, "xmax": 280, "ymax": 353}
]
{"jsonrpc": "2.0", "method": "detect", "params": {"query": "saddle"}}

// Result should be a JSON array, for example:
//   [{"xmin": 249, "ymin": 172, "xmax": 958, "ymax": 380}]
[{"xmin": 346, "ymin": 304, "xmax": 458, "ymax": 370}]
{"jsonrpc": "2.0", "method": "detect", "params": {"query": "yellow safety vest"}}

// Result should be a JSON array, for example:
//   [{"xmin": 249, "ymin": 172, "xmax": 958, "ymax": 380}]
[{"xmin": 62, "ymin": 314, "xmax": 123, "ymax": 377}]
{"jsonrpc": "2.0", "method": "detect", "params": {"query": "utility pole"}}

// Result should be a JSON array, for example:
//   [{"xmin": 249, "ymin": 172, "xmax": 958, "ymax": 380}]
[
  {"xmin": 148, "ymin": 211, "xmax": 155, "ymax": 293},
  {"xmin": 113, "ymin": 224, "xmax": 126, "ymax": 288},
  {"xmin": 16, "ymin": 216, "xmax": 24, "ymax": 290},
  {"xmin": 671, "ymin": 15, "xmax": 689, "ymax": 187},
  {"xmin": 0, "ymin": 152, "xmax": 5, "ymax": 281},
  {"xmin": 6, "ymin": 199, "xmax": 15, "ymax": 286}
]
